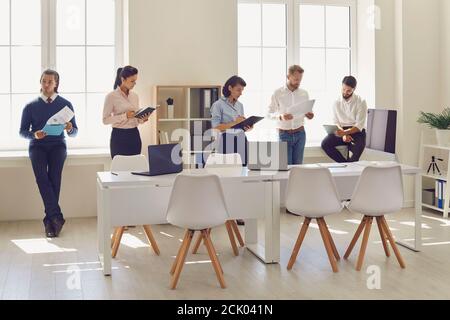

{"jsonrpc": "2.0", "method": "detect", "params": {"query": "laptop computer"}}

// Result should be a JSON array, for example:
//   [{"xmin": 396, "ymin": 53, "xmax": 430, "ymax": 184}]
[
  {"xmin": 132, "ymin": 143, "xmax": 183, "ymax": 177},
  {"xmin": 247, "ymin": 141, "xmax": 289, "ymax": 171}
]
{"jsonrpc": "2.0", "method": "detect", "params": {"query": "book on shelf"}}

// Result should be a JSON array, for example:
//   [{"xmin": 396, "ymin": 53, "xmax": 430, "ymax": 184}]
[{"xmin": 159, "ymin": 131, "xmax": 169, "ymax": 144}]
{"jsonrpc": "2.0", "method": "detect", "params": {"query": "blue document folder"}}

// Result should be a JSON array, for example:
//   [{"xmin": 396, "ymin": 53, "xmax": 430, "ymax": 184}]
[{"xmin": 42, "ymin": 124, "xmax": 65, "ymax": 136}]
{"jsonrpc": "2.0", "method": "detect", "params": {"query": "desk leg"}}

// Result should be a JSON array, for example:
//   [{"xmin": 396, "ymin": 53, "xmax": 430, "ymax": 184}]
[
  {"xmin": 396, "ymin": 173, "xmax": 422, "ymax": 252},
  {"xmin": 246, "ymin": 181, "xmax": 280, "ymax": 264},
  {"xmin": 97, "ymin": 181, "xmax": 112, "ymax": 276}
]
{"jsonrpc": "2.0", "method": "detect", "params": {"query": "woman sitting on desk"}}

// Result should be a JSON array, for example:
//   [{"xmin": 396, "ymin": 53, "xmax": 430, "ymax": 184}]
[
  {"xmin": 103, "ymin": 65, "xmax": 151, "ymax": 159},
  {"xmin": 211, "ymin": 76, "xmax": 252, "ymax": 226},
  {"xmin": 210, "ymin": 76, "xmax": 252, "ymax": 167}
]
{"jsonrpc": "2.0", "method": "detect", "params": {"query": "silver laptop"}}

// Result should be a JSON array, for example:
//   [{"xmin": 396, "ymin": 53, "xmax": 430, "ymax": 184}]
[{"xmin": 247, "ymin": 141, "xmax": 289, "ymax": 171}]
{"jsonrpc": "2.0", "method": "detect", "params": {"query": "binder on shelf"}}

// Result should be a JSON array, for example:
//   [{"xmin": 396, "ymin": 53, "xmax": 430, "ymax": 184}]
[
  {"xmin": 159, "ymin": 131, "xmax": 169, "ymax": 144},
  {"xmin": 201, "ymin": 89, "xmax": 212, "ymax": 119}
]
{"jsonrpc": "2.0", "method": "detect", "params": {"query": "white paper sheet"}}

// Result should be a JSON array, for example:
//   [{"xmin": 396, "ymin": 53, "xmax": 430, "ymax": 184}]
[
  {"xmin": 46, "ymin": 106, "xmax": 74, "ymax": 125},
  {"xmin": 288, "ymin": 99, "xmax": 315, "ymax": 116}
]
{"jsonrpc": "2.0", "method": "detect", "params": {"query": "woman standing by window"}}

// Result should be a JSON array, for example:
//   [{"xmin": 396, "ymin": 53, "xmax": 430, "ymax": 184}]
[{"xmin": 103, "ymin": 66, "xmax": 151, "ymax": 159}]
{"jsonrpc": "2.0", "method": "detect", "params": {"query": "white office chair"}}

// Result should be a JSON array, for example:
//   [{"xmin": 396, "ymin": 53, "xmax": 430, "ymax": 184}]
[
  {"xmin": 344, "ymin": 165, "xmax": 406, "ymax": 271},
  {"xmin": 110, "ymin": 155, "xmax": 160, "ymax": 258},
  {"xmin": 286, "ymin": 167, "xmax": 344, "ymax": 273},
  {"xmin": 191, "ymin": 153, "xmax": 245, "ymax": 257},
  {"xmin": 167, "ymin": 174, "xmax": 229, "ymax": 289}
]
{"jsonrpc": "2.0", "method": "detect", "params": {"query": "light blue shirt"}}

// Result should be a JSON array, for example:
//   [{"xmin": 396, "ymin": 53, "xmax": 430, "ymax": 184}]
[{"xmin": 210, "ymin": 97, "xmax": 245, "ymax": 128}]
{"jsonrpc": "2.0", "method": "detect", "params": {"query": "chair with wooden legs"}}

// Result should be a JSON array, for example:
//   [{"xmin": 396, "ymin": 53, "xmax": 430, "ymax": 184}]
[
  {"xmin": 110, "ymin": 155, "xmax": 160, "ymax": 258},
  {"xmin": 191, "ymin": 153, "xmax": 245, "ymax": 256},
  {"xmin": 286, "ymin": 167, "xmax": 344, "ymax": 273},
  {"xmin": 166, "ymin": 174, "xmax": 230, "ymax": 289},
  {"xmin": 344, "ymin": 165, "xmax": 406, "ymax": 271}
]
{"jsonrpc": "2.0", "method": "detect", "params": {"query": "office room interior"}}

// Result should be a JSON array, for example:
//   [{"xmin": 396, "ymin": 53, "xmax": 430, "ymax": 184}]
[{"xmin": 1, "ymin": 0, "xmax": 450, "ymax": 302}]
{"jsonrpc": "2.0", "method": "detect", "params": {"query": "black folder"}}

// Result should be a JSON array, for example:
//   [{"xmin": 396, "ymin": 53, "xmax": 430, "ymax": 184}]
[
  {"xmin": 231, "ymin": 116, "xmax": 264, "ymax": 130},
  {"xmin": 134, "ymin": 106, "xmax": 156, "ymax": 119}
]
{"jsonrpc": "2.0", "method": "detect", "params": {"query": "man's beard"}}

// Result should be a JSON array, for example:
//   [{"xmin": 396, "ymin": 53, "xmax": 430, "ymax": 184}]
[{"xmin": 343, "ymin": 93, "xmax": 353, "ymax": 100}]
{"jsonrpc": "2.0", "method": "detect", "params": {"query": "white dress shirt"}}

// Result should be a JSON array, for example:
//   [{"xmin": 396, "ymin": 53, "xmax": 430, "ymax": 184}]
[
  {"xmin": 333, "ymin": 94, "xmax": 368, "ymax": 131},
  {"xmin": 267, "ymin": 86, "xmax": 310, "ymax": 130},
  {"xmin": 103, "ymin": 87, "xmax": 143, "ymax": 129},
  {"xmin": 40, "ymin": 93, "xmax": 58, "ymax": 103}
]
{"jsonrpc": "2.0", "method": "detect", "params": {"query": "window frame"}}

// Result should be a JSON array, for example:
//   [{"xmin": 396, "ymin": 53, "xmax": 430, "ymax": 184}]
[{"xmin": 0, "ymin": 0, "xmax": 126, "ymax": 151}]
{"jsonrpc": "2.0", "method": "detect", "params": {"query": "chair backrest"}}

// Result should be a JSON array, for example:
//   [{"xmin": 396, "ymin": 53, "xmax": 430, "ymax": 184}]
[
  {"xmin": 111, "ymin": 155, "xmax": 148, "ymax": 172},
  {"xmin": 286, "ymin": 167, "xmax": 343, "ymax": 218},
  {"xmin": 349, "ymin": 165, "xmax": 404, "ymax": 215},
  {"xmin": 166, "ymin": 174, "xmax": 229, "ymax": 230},
  {"xmin": 205, "ymin": 153, "xmax": 243, "ymax": 168}
]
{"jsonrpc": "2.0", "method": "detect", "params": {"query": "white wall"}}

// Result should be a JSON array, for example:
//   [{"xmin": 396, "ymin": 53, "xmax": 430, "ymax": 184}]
[
  {"xmin": 128, "ymin": 0, "xmax": 238, "ymax": 151},
  {"xmin": 442, "ymin": 0, "xmax": 450, "ymax": 108}
]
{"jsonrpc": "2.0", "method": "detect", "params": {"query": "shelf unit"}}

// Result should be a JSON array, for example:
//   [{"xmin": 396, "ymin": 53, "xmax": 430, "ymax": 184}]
[
  {"xmin": 419, "ymin": 130, "xmax": 450, "ymax": 218},
  {"xmin": 152, "ymin": 85, "xmax": 221, "ymax": 167}
]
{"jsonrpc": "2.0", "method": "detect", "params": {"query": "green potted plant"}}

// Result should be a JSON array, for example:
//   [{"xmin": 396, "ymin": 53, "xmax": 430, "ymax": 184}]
[{"xmin": 418, "ymin": 108, "xmax": 450, "ymax": 146}]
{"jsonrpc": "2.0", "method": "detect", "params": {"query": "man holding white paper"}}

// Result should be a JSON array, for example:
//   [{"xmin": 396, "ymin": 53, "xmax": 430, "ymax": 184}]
[
  {"xmin": 20, "ymin": 69, "xmax": 78, "ymax": 238},
  {"xmin": 267, "ymin": 65, "xmax": 314, "ymax": 165}
]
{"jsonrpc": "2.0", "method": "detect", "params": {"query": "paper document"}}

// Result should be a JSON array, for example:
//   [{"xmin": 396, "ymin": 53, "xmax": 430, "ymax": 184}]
[
  {"xmin": 288, "ymin": 99, "xmax": 315, "ymax": 116},
  {"xmin": 47, "ymin": 106, "xmax": 74, "ymax": 125}
]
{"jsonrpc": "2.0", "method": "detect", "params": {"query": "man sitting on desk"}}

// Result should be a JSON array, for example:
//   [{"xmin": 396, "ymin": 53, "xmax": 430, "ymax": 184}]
[{"xmin": 321, "ymin": 76, "xmax": 368, "ymax": 163}]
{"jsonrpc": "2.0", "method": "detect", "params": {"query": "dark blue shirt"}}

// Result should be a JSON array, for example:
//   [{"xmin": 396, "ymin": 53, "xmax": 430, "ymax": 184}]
[{"xmin": 20, "ymin": 95, "xmax": 78, "ymax": 145}]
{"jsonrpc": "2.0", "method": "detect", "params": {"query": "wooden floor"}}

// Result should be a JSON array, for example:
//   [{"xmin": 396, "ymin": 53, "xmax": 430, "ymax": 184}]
[{"xmin": 0, "ymin": 208, "xmax": 449, "ymax": 300}]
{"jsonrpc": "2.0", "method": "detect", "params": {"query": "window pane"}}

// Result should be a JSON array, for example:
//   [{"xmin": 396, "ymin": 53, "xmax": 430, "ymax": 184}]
[
  {"xmin": 11, "ymin": 0, "xmax": 40, "ymax": 45},
  {"xmin": 262, "ymin": 48, "xmax": 286, "ymax": 93},
  {"xmin": 326, "ymin": 6, "xmax": 350, "ymax": 48},
  {"xmin": 63, "ymin": 93, "xmax": 86, "ymax": 148},
  {"xmin": 0, "ymin": 48, "xmax": 10, "ymax": 93},
  {"xmin": 87, "ymin": 0, "xmax": 115, "ymax": 45},
  {"xmin": 300, "ymin": 5, "xmax": 325, "ymax": 48},
  {"xmin": 87, "ymin": 93, "xmax": 111, "ymax": 146},
  {"xmin": 57, "ymin": 47, "xmax": 86, "ymax": 92},
  {"xmin": 0, "ymin": 95, "xmax": 10, "ymax": 139},
  {"xmin": 299, "ymin": 48, "xmax": 325, "ymax": 93},
  {"xmin": 12, "ymin": 94, "xmax": 36, "ymax": 138},
  {"xmin": 326, "ymin": 49, "xmax": 350, "ymax": 94},
  {"xmin": 238, "ymin": 48, "xmax": 262, "ymax": 92},
  {"xmin": 57, "ymin": 0, "xmax": 86, "ymax": 46},
  {"xmin": 11, "ymin": 47, "xmax": 41, "ymax": 94},
  {"xmin": 87, "ymin": 47, "xmax": 115, "ymax": 92},
  {"xmin": 238, "ymin": 3, "xmax": 261, "ymax": 47},
  {"xmin": 262, "ymin": 4, "xmax": 286, "ymax": 47},
  {"xmin": 0, "ymin": 0, "xmax": 9, "ymax": 45}
]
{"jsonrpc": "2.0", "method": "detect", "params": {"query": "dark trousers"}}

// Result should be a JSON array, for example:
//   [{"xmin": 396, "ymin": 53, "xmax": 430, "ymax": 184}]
[
  {"xmin": 321, "ymin": 130, "xmax": 366, "ymax": 163},
  {"xmin": 110, "ymin": 127, "xmax": 142, "ymax": 159},
  {"xmin": 29, "ymin": 142, "xmax": 67, "ymax": 223},
  {"xmin": 217, "ymin": 132, "xmax": 248, "ymax": 166}
]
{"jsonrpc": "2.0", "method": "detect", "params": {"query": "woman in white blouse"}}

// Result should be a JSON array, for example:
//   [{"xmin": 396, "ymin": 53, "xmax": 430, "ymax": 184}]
[{"xmin": 103, "ymin": 66, "xmax": 150, "ymax": 159}]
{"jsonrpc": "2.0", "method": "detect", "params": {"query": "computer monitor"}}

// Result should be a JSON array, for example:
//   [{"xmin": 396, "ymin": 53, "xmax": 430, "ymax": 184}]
[{"xmin": 366, "ymin": 109, "xmax": 397, "ymax": 155}]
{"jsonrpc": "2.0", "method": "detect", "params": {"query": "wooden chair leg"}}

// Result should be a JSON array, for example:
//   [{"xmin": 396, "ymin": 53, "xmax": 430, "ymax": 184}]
[
  {"xmin": 143, "ymin": 225, "xmax": 160, "ymax": 256},
  {"xmin": 380, "ymin": 216, "xmax": 406, "ymax": 269},
  {"xmin": 111, "ymin": 227, "xmax": 125, "ymax": 258},
  {"xmin": 356, "ymin": 216, "xmax": 373, "ymax": 271},
  {"xmin": 230, "ymin": 220, "xmax": 245, "ymax": 247},
  {"xmin": 203, "ymin": 230, "xmax": 226, "ymax": 289},
  {"xmin": 322, "ymin": 219, "xmax": 340, "ymax": 261},
  {"xmin": 287, "ymin": 217, "xmax": 311, "ymax": 270},
  {"xmin": 111, "ymin": 227, "xmax": 119, "ymax": 248},
  {"xmin": 170, "ymin": 230, "xmax": 194, "ymax": 290},
  {"xmin": 344, "ymin": 216, "xmax": 367, "ymax": 259},
  {"xmin": 191, "ymin": 232, "xmax": 204, "ymax": 254},
  {"xmin": 376, "ymin": 217, "xmax": 390, "ymax": 257},
  {"xmin": 225, "ymin": 221, "xmax": 239, "ymax": 256},
  {"xmin": 171, "ymin": 230, "xmax": 190, "ymax": 275},
  {"xmin": 206, "ymin": 231, "xmax": 224, "ymax": 275},
  {"xmin": 317, "ymin": 218, "xmax": 339, "ymax": 273}
]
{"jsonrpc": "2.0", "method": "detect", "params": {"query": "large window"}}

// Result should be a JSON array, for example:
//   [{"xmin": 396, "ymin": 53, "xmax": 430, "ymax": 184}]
[
  {"xmin": 238, "ymin": 0, "xmax": 356, "ymax": 145},
  {"xmin": 0, "ymin": 0, "xmax": 123, "ymax": 151}
]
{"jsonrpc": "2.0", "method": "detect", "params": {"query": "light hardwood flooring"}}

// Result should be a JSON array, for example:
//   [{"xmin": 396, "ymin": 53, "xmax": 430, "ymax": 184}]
[{"xmin": 0, "ymin": 208, "xmax": 449, "ymax": 300}]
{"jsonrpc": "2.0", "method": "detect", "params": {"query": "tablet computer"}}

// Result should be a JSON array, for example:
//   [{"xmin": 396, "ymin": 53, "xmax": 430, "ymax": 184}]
[{"xmin": 231, "ymin": 116, "xmax": 264, "ymax": 130}]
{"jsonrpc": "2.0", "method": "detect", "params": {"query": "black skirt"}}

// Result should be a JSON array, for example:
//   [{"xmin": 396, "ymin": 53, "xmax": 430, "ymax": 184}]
[{"xmin": 110, "ymin": 127, "xmax": 142, "ymax": 159}]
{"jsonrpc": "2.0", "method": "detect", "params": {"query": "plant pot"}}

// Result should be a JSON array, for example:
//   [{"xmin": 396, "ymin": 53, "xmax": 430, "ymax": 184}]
[{"xmin": 435, "ymin": 129, "xmax": 450, "ymax": 146}]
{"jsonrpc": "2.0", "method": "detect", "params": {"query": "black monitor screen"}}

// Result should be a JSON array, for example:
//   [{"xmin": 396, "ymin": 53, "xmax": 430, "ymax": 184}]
[{"xmin": 366, "ymin": 109, "xmax": 397, "ymax": 154}]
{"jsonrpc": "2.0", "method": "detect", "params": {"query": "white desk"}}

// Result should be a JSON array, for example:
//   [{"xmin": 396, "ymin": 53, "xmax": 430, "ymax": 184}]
[{"xmin": 96, "ymin": 162, "xmax": 422, "ymax": 276}]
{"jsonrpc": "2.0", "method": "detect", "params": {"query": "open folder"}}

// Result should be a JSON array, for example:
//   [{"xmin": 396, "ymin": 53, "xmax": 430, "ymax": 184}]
[
  {"xmin": 231, "ymin": 116, "xmax": 264, "ymax": 130},
  {"xmin": 42, "ymin": 124, "xmax": 65, "ymax": 136}
]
